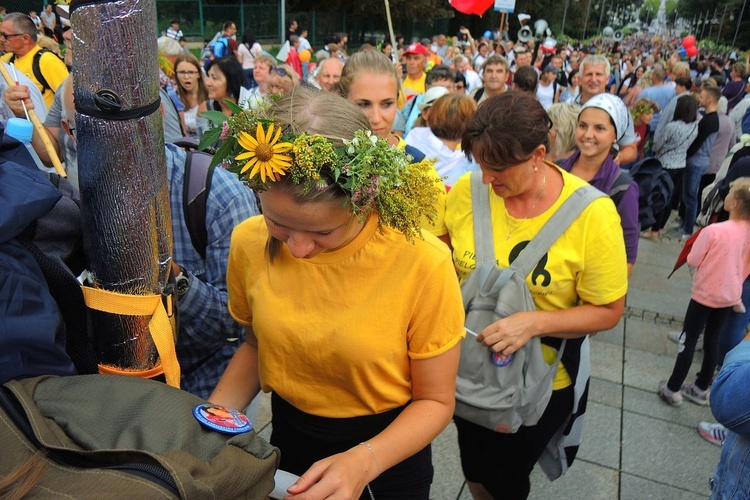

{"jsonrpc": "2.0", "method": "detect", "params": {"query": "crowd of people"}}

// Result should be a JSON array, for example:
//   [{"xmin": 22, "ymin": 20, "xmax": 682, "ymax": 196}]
[{"xmin": 1, "ymin": 6, "xmax": 750, "ymax": 499}]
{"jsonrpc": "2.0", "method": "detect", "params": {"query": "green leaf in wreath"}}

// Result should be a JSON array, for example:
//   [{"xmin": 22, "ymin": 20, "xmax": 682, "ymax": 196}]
[
  {"xmin": 200, "ymin": 110, "xmax": 230, "ymax": 126},
  {"xmin": 198, "ymin": 127, "xmax": 222, "ymax": 152},
  {"xmin": 225, "ymin": 99, "xmax": 244, "ymax": 115}
]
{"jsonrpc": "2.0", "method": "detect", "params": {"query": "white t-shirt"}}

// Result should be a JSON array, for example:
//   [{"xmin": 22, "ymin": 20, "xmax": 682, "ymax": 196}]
[{"xmin": 536, "ymin": 81, "xmax": 556, "ymax": 110}]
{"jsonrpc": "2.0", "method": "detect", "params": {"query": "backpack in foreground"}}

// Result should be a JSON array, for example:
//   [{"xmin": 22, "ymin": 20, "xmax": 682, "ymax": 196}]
[
  {"xmin": 454, "ymin": 173, "xmax": 603, "ymax": 433},
  {"xmin": 0, "ymin": 374, "xmax": 279, "ymax": 498},
  {"xmin": 627, "ymin": 157, "xmax": 673, "ymax": 230}
]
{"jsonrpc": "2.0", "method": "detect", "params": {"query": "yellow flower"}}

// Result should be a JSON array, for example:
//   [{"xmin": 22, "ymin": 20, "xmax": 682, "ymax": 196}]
[{"xmin": 236, "ymin": 123, "xmax": 293, "ymax": 182}]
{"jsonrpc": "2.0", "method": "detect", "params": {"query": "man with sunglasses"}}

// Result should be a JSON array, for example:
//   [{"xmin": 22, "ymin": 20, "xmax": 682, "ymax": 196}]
[{"xmin": 0, "ymin": 12, "xmax": 68, "ymax": 109}]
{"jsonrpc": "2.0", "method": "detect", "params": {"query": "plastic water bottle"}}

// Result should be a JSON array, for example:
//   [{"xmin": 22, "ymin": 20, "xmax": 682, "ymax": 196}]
[{"xmin": 5, "ymin": 117, "xmax": 53, "ymax": 173}]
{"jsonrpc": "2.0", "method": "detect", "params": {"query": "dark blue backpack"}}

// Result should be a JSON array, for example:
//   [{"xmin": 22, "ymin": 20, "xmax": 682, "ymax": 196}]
[
  {"xmin": 627, "ymin": 157, "xmax": 674, "ymax": 230},
  {"xmin": 0, "ymin": 136, "xmax": 82, "ymax": 383}
]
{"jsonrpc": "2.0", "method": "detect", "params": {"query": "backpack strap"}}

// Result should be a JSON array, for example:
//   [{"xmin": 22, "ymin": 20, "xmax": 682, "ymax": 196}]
[
  {"xmin": 469, "ymin": 172, "xmax": 604, "ymax": 282},
  {"xmin": 473, "ymin": 87, "xmax": 485, "ymax": 103},
  {"xmin": 608, "ymin": 169, "xmax": 633, "ymax": 207},
  {"xmin": 509, "ymin": 184, "xmax": 604, "ymax": 278},
  {"xmin": 470, "ymin": 171, "xmax": 496, "ymax": 266},
  {"xmin": 17, "ymin": 49, "xmax": 58, "ymax": 95},
  {"xmin": 183, "ymin": 151, "xmax": 215, "ymax": 260}
]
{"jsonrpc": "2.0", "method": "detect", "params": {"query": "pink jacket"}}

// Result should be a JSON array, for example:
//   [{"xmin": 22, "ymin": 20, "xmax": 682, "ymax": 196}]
[{"xmin": 688, "ymin": 220, "xmax": 750, "ymax": 308}]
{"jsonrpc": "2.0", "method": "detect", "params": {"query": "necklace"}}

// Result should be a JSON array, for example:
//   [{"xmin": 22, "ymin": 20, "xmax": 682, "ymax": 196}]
[{"xmin": 504, "ymin": 168, "xmax": 547, "ymax": 240}]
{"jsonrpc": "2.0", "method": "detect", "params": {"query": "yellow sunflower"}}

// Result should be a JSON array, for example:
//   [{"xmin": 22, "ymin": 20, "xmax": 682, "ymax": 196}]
[{"xmin": 236, "ymin": 123, "xmax": 293, "ymax": 182}]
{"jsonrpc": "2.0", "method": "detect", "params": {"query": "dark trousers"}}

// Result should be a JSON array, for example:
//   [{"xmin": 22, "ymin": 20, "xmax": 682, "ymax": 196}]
[
  {"xmin": 667, "ymin": 299, "xmax": 731, "ymax": 392},
  {"xmin": 270, "ymin": 394, "xmax": 433, "ymax": 499},
  {"xmin": 454, "ymin": 386, "xmax": 574, "ymax": 500}
]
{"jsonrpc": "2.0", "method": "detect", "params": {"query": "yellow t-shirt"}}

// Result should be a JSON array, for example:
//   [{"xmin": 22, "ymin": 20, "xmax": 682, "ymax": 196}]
[
  {"xmin": 227, "ymin": 214, "xmax": 465, "ymax": 417},
  {"xmin": 402, "ymin": 73, "xmax": 426, "ymax": 100},
  {"xmin": 396, "ymin": 136, "xmax": 447, "ymax": 237},
  {"xmin": 2, "ymin": 45, "xmax": 69, "ymax": 108},
  {"xmin": 445, "ymin": 166, "xmax": 628, "ymax": 389}
]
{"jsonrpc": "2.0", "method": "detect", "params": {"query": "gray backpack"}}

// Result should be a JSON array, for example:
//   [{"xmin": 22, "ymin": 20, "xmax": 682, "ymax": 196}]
[{"xmin": 455, "ymin": 172, "xmax": 603, "ymax": 433}]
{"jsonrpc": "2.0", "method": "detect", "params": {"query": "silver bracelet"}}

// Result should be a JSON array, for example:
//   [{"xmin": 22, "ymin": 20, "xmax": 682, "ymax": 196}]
[{"xmin": 359, "ymin": 441, "xmax": 381, "ymax": 476}]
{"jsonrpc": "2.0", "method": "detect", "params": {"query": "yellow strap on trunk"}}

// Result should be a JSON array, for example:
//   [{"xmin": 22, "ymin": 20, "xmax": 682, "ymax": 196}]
[{"xmin": 81, "ymin": 286, "xmax": 180, "ymax": 388}]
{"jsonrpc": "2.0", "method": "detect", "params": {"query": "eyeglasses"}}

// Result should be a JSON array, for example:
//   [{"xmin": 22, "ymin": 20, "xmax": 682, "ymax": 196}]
[
  {"xmin": 455, "ymin": 84, "xmax": 465, "ymax": 89},
  {"xmin": 176, "ymin": 70, "xmax": 200, "ymax": 76},
  {"xmin": 0, "ymin": 32, "xmax": 24, "ymax": 39},
  {"xmin": 271, "ymin": 67, "xmax": 291, "ymax": 78}
]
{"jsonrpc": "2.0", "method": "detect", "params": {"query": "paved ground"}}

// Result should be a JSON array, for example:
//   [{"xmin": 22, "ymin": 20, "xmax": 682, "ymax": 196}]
[{"xmin": 252, "ymin": 224, "xmax": 723, "ymax": 499}]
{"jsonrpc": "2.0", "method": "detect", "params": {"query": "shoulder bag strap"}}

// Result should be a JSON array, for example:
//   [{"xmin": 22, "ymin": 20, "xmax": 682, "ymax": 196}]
[
  {"xmin": 510, "ymin": 184, "xmax": 605, "ymax": 278},
  {"xmin": 470, "ymin": 171, "xmax": 496, "ymax": 266}
]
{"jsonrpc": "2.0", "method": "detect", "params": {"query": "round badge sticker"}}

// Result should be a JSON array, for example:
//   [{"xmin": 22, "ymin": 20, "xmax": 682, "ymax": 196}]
[
  {"xmin": 491, "ymin": 352, "xmax": 514, "ymax": 367},
  {"xmin": 193, "ymin": 404, "xmax": 253, "ymax": 434}
]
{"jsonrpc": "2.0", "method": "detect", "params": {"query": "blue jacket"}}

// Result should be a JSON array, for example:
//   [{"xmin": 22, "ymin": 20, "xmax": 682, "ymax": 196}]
[
  {"xmin": 710, "ymin": 340, "xmax": 750, "ymax": 499},
  {"xmin": 0, "ymin": 158, "xmax": 76, "ymax": 383}
]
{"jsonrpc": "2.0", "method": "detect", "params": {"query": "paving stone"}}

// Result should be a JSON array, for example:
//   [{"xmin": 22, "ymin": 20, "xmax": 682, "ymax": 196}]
[
  {"xmin": 528, "ymin": 461, "xmax": 619, "ymax": 500},
  {"xmin": 624, "ymin": 316, "xmax": 681, "ymax": 356},
  {"xmin": 590, "ymin": 340, "xmax": 623, "ymax": 383},
  {"xmin": 623, "ymin": 385, "xmax": 715, "ymax": 428},
  {"xmin": 592, "ymin": 318, "xmax": 624, "ymax": 347},
  {"xmin": 623, "ymin": 347, "xmax": 704, "ymax": 393},
  {"xmin": 621, "ymin": 412, "xmax": 721, "ymax": 496},
  {"xmin": 577, "ymin": 403, "xmax": 621, "ymax": 470},
  {"xmin": 620, "ymin": 473, "xmax": 709, "ymax": 500},
  {"xmin": 589, "ymin": 376, "xmax": 623, "ymax": 409}
]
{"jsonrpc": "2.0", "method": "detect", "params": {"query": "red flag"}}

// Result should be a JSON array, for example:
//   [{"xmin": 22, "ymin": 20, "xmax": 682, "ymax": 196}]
[{"xmin": 449, "ymin": 0, "xmax": 495, "ymax": 16}]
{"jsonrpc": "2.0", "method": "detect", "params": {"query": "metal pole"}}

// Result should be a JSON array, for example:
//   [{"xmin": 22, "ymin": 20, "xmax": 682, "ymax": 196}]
[
  {"xmin": 583, "ymin": 0, "xmax": 594, "ymax": 39},
  {"xmin": 561, "ymin": 0, "xmax": 570, "ymax": 34},
  {"xmin": 717, "ymin": 4, "xmax": 728, "ymax": 43},
  {"xmin": 598, "ymin": 0, "xmax": 608, "ymax": 31},
  {"xmin": 280, "ymin": 0, "xmax": 285, "ymax": 45},
  {"xmin": 733, "ymin": 0, "xmax": 748, "ymax": 47}
]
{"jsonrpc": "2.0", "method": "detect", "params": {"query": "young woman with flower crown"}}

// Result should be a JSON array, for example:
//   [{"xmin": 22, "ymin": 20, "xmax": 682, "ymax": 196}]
[
  {"xmin": 339, "ymin": 49, "xmax": 449, "ymax": 240},
  {"xmin": 209, "ymin": 86, "xmax": 465, "ymax": 499}
]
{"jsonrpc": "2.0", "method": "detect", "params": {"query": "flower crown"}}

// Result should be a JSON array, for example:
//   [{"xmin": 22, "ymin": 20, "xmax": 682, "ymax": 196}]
[
  {"xmin": 631, "ymin": 98, "xmax": 658, "ymax": 119},
  {"xmin": 198, "ymin": 99, "xmax": 441, "ymax": 241}
]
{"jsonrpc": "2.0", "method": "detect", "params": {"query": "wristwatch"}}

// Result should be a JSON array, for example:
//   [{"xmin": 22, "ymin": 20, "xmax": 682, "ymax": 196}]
[{"xmin": 175, "ymin": 265, "xmax": 190, "ymax": 298}]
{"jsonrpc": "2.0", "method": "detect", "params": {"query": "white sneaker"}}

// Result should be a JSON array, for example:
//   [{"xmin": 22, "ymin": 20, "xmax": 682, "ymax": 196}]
[
  {"xmin": 698, "ymin": 422, "xmax": 726, "ymax": 446},
  {"xmin": 667, "ymin": 330, "xmax": 703, "ymax": 352}
]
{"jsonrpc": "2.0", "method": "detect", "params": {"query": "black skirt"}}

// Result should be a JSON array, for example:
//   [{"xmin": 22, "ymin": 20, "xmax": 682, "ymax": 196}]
[{"xmin": 270, "ymin": 393, "xmax": 433, "ymax": 499}]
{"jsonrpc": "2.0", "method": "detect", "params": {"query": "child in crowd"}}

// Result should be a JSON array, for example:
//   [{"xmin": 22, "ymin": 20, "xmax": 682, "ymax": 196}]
[{"xmin": 659, "ymin": 177, "xmax": 750, "ymax": 406}]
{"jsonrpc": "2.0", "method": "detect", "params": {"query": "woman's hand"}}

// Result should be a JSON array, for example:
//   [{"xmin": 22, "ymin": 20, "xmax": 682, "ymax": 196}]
[
  {"xmin": 477, "ymin": 311, "xmax": 540, "ymax": 355},
  {"xmin": 285, "ymin": 445, "xmax": 377, "ymax": 500}
]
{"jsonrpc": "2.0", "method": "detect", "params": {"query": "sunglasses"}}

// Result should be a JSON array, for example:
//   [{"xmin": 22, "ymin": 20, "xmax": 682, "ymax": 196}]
[
  {"xmin": 0, "ymin": 32, "xmax": 24, "ymax": 39},
  {"xmin": 271, "ymin": 67, "xmax": 291, "ymax": 78}
]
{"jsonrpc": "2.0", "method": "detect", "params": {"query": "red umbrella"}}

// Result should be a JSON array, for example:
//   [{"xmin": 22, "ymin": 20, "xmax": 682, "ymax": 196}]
[
  {"xmin": 449, "ymin": 0, "xmax": 495, "ymax": 16},
  {"xmin": 667, "ymin": 228, "xmax": 703, "ymax": 279}
]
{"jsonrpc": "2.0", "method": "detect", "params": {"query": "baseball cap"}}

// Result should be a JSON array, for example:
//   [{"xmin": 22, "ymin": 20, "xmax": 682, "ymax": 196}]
[
  {"xmin": 421, "ymin": 38, "xmax": 432, "ymax": 47},
  {"xmin": 580, "ymin": 93, "xmax": 629, "ymax": 141},
  {"xmin": 404, "ymin": 43, "xmax": 428, "ymax": 57},
  {"xmin": 543, "ymin": 65, "xmax": 558, "ymax": 74},
  {"xmin": 418, "ymin": 86, "xmax": 449, "ymax": 112}
]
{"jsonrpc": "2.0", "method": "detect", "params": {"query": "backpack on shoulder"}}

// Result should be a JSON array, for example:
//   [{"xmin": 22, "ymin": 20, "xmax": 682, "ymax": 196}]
[
  {"xmin": 211, "ymin": 36, "xmax": 229, "ymax": 59},
  {"xmin": 454, "ymin": 172, "xmax": 604, "ymax": 433},
  {"xmin": 9, "ymin": 48, "xmax": 63, "ymax": 96},
  {"xmin": 626, "ymin": 157, "xmax": 673, "ymax": 230}
]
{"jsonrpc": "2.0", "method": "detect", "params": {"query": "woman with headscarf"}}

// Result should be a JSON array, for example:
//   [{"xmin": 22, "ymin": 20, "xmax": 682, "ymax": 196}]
[{"xmin": 558, "ymin": 93, "xmax": 640, "ymax": 275}]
